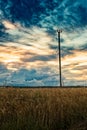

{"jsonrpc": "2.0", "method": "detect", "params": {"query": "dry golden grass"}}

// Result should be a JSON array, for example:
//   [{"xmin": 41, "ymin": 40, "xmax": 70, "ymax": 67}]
[{"xmin": 0, "ymin": 88, "xmax": 87, "ymax": 130}]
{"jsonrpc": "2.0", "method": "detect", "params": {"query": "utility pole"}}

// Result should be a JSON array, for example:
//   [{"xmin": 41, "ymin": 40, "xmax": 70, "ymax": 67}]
[{"xmin": 57, "ymin": 29, "xmax": 62, "ymax": 87}]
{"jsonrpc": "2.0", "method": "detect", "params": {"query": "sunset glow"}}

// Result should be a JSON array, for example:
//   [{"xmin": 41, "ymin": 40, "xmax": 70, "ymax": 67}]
[{"xmin": 0, "ymin": 0, "xmax": 87, "ymax": 86}]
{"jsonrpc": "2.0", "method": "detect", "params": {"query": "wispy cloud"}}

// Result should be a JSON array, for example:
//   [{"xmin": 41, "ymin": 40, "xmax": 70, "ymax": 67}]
[{"xmin": 0, "ymin": 0, "xmax": 87, "ymax": 86}]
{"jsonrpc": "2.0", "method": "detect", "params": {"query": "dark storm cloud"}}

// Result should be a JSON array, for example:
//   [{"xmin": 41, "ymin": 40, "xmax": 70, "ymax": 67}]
[
  {"xmin": 0, "ymin": 0, "xmax": 87, "ymax": 29},
  {"xmin": 0, "ymin": 0, "xmax": 43, "ymax": 26},
  {"xmin": 0, "ymin": 0, "xmax": 87, "ymax": 87},
  {"xmin": 80, "ymin": 43, "xmax": 87, "ymax": 50},
  {"xmin": 61, "ymin": 47, "xmax": 74, "ymax": 57},
  {"xmin": 0, "ymin": 63, "xmax": 8, "ymax": 74},
  {"xmin": 0, "ymin": 22, "xmax": 6, "ymax": 36},
  {"xmin": 38, "ymin": 0, "xmax": 87, "ymax": 32},
  {"xmin": 49, "ymin": 44, "xmax": 74, "ymax": 57},
  {"xmin": 22, "ymin": 54, "xmax": 57, "ymax": 62},
  {"xmin": 0, "ymin": 22, "xmax": 9, "ymax": 42},
  {"xmin": 0, "ymin": 0, "xmax": 87, "ymax": 47},
  {"xmin": 0, "ymin": 22, "xmax": 20, "ymax": 43},
  {"xmin": 0, "ymin": 67, "xmax": 59, "ymax": 86},
  {"xmin": 0, "ymin": 63, "xmax": 12, "ymax": 86},
  {"xmin": 73, "ymin": 65, "xmax": 87, "ymax": 70}
]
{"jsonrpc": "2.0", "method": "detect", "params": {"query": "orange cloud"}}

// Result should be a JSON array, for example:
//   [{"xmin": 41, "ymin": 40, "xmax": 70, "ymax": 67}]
[
  {"xmin": 0, "ymin": 44, "xmax": 56, "ymax": 70},
  {"xmin": 3, "ymin": 21, "xmax": 16, "ymax": 29},
  {"xmin": 0, "ymin": 44, "xmax": 87, "ymax": 82},
  {"xmin": 62, "ymin": 50, "xmax": 87, "ymax": 80}
]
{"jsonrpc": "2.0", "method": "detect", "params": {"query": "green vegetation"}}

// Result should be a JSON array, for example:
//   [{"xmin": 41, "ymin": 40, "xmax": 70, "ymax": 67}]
[{"xmin": 0, "ymin": 88, "xmax": 87, "ymax": 130}]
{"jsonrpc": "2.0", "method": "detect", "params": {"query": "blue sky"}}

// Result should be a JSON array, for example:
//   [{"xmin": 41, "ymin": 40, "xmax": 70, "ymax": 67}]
[{"xmin": 0, "ymin": 0, "xmax": 87, "ymax": 86}]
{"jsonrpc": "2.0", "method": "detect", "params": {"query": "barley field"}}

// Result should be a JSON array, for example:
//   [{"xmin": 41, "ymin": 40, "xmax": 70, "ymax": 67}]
[{"xmin": 0, "ymin": 88, "xmax": 87, "ymax": 130}]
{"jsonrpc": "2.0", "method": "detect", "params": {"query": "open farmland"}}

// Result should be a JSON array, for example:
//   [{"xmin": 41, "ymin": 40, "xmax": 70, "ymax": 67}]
[{"xmin": 0, "ymin": 88, "xmax": 87, "ymax": 130}]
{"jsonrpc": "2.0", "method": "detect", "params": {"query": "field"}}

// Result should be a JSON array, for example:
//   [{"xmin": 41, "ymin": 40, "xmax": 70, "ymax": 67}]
[{"xmin": 0, "ymin": 88, "xmax": 87, "ymax": 130}]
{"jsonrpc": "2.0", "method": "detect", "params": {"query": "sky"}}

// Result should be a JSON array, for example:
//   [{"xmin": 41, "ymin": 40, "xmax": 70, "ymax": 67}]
[{"xmin": 0, "ymin": 0, "xmax": 87, "ymax": 87}]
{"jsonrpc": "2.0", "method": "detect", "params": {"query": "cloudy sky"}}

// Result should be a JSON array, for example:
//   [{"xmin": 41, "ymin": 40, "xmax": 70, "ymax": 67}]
[{"xmin": 0, "ymin": 0, "xmax": 87, "ymax": 86}]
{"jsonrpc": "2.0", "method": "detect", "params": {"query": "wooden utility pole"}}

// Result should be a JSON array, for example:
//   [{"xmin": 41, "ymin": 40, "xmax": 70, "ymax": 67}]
[{"xmin": 57, "ymin": 29, "xmax": 62, "ymax": 87}]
